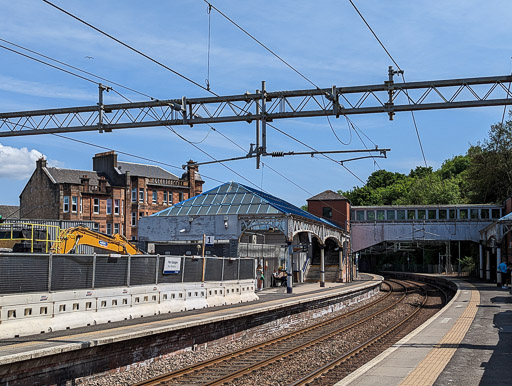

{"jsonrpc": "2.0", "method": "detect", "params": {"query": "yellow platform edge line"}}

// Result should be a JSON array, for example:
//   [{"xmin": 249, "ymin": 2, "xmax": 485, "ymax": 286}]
[{"xmin": 399, "ymin": 288, "xmax": 480, "ymax": 386}]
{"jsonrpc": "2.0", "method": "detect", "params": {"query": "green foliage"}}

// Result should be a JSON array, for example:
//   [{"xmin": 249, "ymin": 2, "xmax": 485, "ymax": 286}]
[
  {"xmin": 466, "ymin": 120, "xmax": 512, "ymax": 203},
  {"xmin": 341, "ymin": 154, "xmax": 471, "ymax": 206},
  {"xmin": 338, "ymin": 115, "xmax": 512, "ymax": 206},
  {"xmin": 459, "ymin": 256, "xmax": 475, "ymax": 273}
]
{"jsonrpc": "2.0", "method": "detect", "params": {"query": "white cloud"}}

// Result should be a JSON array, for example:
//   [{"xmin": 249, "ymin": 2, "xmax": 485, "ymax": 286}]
[{"xmin": 0, "ymin": 144, "xmax": 43, "ymax": 179}]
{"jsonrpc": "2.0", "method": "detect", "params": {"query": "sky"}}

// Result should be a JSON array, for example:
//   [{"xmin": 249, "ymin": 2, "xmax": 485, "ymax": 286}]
[{"xmin": 1, "ymin": 0, "xmax": 511, "ymax": 207}]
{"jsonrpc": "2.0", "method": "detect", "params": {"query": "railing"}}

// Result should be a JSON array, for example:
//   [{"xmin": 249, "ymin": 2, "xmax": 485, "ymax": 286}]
[{"xmin": 0, "ymin": 222, "xmax": 61, "ymax": 253}]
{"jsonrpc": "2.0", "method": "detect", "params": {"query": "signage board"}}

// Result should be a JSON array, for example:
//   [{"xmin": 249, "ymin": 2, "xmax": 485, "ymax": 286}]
[
  {"xmin": 205, "ymin": 235, "xmax": 215, "ymax": 246},
  {"xmin": 163, "ymin": 256, "xmax": 181, "ymax": 274}
]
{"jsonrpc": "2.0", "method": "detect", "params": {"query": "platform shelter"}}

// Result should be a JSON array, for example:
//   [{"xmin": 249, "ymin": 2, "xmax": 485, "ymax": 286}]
[{"xmin": 138, "ymin": 181, "xmax": 351, "ymax": 289}]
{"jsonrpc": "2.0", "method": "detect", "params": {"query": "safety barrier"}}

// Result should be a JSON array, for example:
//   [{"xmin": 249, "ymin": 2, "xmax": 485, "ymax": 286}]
[{"xmin": 0, "ymin": 279, "xmax": 257, "ymax": 339}]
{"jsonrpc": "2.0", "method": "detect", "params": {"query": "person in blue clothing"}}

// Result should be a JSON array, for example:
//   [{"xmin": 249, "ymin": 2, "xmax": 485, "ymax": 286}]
[{"xmin": 497, "ymin": 260, "xmax": 509, "ymax": 288}]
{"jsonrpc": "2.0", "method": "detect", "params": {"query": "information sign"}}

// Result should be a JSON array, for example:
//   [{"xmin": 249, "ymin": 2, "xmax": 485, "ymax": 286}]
[{"xmin": 163, "ymin": 256, "xmax": 181, "ymax": 274}]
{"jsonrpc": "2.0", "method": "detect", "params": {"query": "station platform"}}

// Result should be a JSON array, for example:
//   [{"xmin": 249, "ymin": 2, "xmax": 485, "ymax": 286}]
[
  {"xmin": 339, "ymin": 276, "xmax": 512, "ymax": 386},
  {"xmin": 0, "ymin": 274, "xmax": 382, "ymax": 384}
]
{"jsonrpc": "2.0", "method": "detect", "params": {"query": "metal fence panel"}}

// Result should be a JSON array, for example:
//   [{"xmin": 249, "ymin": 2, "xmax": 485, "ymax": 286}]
[
  {"xmin": 183, "ymin": 257, "xmax": 203, "ymax": 282},
  {"xmin": 157, "ymin": 256, "xmax": 184, "ymax": 284},
  {"xmin": 205, "ymin": 258, "xmax": 223, "ymax": 281},
  {"xmin": 51, "ymin": 255, "xmax": 93, "ymax": 291},
  {"xmin": 0, "ymin": 255, "xmax": 48, "ymax": 294},
  {"xmin": 94, "ymin": 256, "xmax": 128, "ymax": 288},
  {"xmin": 240, "ymin": 258, "xmax": 255, "ymax": 280},
  {"xmin": 0, "ymin": 254, "xmax": 257, "ymax": 294},
  {"xmin": 130, "ymin": 256, "xmax": 157, "ymax": 286},
  {"xmin": 223, "ymin": 259, "xmax": 239, "ymax": 281}
]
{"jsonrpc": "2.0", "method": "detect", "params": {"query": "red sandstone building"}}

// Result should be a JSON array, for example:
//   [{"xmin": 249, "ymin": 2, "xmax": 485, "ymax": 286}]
[
  {"xmin": 20, "ymin": 151, "xmax": 203, "ymax": 240},
  {"xmin": 307, "ymin": 190, "xmax": 350, "ymax": 230}
]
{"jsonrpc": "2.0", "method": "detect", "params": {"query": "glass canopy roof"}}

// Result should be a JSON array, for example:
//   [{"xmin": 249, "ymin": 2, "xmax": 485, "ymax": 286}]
[{"xmin": 153, "ymin": 181, "xmax": 339, "ymax": 227}]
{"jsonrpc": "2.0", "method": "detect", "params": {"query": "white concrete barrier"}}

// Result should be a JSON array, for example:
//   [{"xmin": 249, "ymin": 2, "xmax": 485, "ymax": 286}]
[{"xmin": 0, "ymin": 280, "xmax": 258, "ymax": 339}]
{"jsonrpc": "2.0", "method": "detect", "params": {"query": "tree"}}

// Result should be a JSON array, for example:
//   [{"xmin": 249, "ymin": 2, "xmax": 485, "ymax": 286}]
[{"xmin": 466, "ymin": 119, "xmax": 512, "ymax": 203}]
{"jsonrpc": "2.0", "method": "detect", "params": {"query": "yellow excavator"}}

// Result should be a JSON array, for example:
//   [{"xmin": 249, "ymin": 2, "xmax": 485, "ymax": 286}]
[{"xmin": 52, "ymin": 226, "xmax": 143, "ymax": 255}]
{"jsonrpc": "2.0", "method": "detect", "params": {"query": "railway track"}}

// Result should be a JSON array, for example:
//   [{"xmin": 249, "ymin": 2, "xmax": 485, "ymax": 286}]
[
  {"xmin": 290, "ymin": 280, "xmax": 438, "ymax": 385},
  {"xmin": 135, "ymin": 279, "xmax": 445, "ymax": 386}
]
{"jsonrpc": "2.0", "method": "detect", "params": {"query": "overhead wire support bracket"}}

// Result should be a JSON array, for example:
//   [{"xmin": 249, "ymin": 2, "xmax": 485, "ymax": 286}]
[
  {"xmin": 183, "ymin": 147, "xmax": 390, "ymax": 168},
  {"xmin": 97, "ymin": 83, "xmax": 112, "ymax": 133},
  {"xmin": 384, "ymin": 66, "xmax": 404, "ymax": 121}
]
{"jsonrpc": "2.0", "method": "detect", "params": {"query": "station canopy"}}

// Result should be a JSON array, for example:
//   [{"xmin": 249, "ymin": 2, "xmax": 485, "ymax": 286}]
[{"xmin": 153, "ymin": 181, "xmax": 338, "ymax": 227}]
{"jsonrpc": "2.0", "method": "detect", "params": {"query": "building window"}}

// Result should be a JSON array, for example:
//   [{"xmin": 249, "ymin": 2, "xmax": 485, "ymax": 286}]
[
  {"xmin": 121, "ymin": 199, "xmax": 124, "ymax": 216},
  {"xmin": 169, "ymin": 192, "xmax": 173, "ymax": 205},
  {"xmin": 121, "ymin": 224, "xmax": 124, "ymax": 235},
  {"xmin": 114, "ymin": 223, "xmax": 119, "ymax": 234},
  {"xmin": 322, "ymin": 207, "xmax": 332, "ymax": 218},
  {"xmin": 93, "ymin": 223, "xmax": 99, "ymax": 232},
  {"xmin": 114, "ymin": 199, "xmax": 120, "ymax": 215},
  {"xmin": 131, "ymin": 188, "xmax": 137, "ymax": 202},
  {"xmin": 106, "ymin": 223, "xmax": 112, "ymax": 235},
  {"xmin": 63, "ymin": 196, "xmax": 69, "ymax": 213},
  {"xmin": 179, "ymin": 192, "xmax": 184, "ymax": 202},
  {"xmin": 163, "ymin": 191, "xmax": 168, "ymax": 205},
  {"xmin": 71, "ymin": 196, "xmax": 78, "ymax": 213},
  {"xmin": 139, "ymin": 188, "xmax": 144, "ymax": 203},
  {"xmin": 397, "ymin": 210, "xmax": 406, "ymax": 220},
  {"xmin": 93, "ymin": 198, "xmax": 100, "ymax": 214},
  {"xmin": 80, "ymin": 197, "xmax": 83, "ymax": 213},
  {"xmin": 131, "ymin": 212, "xmax": 136, "ymax": 227},
  {"xmin": 152, "ymin": 190, "xmax": 157, "ymax": 204},
  {"xmin": 106, "ymin": 199, "xmax": 112, "ymax": 215}
]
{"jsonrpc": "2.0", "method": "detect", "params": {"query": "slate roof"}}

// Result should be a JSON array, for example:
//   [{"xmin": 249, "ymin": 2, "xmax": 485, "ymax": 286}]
[
  {"xmin": 153, "ymin": 181, "xmax": 340, "ymax": 228},
  {"xmin": 116, "ymin": 161, "xmax": 179, "ymax": 180},
  {"xmin": 307, "ymin": 190, "xmax": 348, "ymax": 201},
  {"xmin": 0, "ymin": 205, "xmax": 20, "ymax": 219},
  {"xmin": 45, "ymin": 168, "xmax": 107, "ymax": 186}
]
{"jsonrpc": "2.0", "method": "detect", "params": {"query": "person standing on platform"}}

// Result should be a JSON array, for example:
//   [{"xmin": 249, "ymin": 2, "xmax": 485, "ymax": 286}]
[
  {"xmin": 256, "ymin": 264, "xmax": 263, "ymax": 291},
  {"xmin": 497, "ymin": 260, "xmax": 508, "ymax": 288}
]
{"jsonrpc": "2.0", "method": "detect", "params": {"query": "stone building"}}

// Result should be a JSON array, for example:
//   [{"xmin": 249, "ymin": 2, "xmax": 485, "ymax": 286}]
[
  {"xmin": 306, "ymin": 190, "xmax": 350, "ymax": 230},
  {"xmin": 19, "ymin": 151, "xmax": 203, "ymax": 240}
]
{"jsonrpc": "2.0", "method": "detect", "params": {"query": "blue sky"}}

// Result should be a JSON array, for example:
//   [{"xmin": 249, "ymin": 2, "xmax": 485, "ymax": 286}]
[{"xmin": 1, "ymin": 0, "xmax": 511, "ymax": 206}]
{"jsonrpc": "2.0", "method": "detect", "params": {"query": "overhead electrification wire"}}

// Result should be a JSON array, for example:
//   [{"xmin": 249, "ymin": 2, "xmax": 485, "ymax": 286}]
[
  {"xmin": 0, "ymin": 38, "xmax": 155, "ymax": 100},
  {"xmin": 267, "ymin": 122, "xmax": 366, "ymax": 184},
  {"xmin": 345, "ymin": 117, "xmax": 382, "ymax": 170},
  {"xmin": 43, "ymin": 0, "xmax": 374, "ymax": 178},
  {"xmin": 348, "ymin": 0, "xmax": 428, "ymax": 168},
  {"xmin": 202, "ymin": 0, "xmax": 324, "ymax": 92},
  {"xmin": 32, "ymin": 2, "xmax": 365, "ymax": 206},
  {"xmin": 0, "ymin": 43, "xmax": 98, "ymax": 85},
  {"xmin": 43, "ymin": 0, "xmax": 211, "ymax": 94},
  {"xmin": 204, "ymin": 0, "xmax": 377, "ymax": 162},
  {"xmin": 0, "ymin": 36, "xmax": 254, "ymax": 187}
]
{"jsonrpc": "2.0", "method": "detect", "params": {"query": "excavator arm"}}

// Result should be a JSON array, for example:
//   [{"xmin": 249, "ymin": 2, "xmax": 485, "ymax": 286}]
[{"xmin": 52, "ymin": 226, "xmax": 143, "ymax": 255}]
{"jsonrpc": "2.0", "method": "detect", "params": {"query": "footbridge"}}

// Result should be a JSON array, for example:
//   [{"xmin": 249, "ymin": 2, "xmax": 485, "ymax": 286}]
[{"xmin": 350, "ymin": 204, "xmax": 503, "ymax": 252}]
